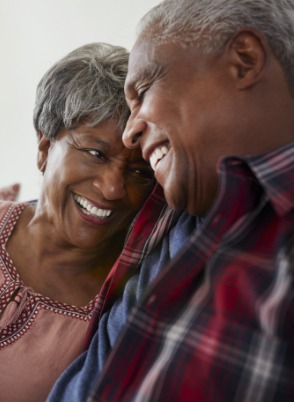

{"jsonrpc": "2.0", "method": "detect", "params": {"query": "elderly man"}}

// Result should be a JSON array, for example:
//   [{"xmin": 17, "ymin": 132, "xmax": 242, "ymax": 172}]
[{"xmin": 47, "ymin": 0, "xmax": 294, "ymax": 401}]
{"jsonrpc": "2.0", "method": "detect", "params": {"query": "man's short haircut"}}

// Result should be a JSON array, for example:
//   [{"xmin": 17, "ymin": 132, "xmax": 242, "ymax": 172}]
[{"xmin": 137, "ymin": 0, "xmax": 294, "ymax": 91}]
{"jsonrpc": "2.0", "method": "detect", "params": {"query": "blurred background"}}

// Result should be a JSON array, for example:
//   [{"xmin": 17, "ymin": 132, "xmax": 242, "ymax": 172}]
[{"xmin": 0, "ymin": 0, "xmax": 160, "ymax": 201}]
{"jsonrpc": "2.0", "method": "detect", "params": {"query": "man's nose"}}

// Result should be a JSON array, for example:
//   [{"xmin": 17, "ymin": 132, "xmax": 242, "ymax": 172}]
[
  {"xmin": 122, "ymin": 115, "xmax": 145, "ymax": 149},
  {"xmin": 94, "ymin": 169, "xmax": 126, "ymax": 201}
]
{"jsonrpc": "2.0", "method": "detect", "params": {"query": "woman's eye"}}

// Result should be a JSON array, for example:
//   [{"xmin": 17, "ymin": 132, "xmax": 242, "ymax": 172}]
[
  {"xmin": 129, "ymin": 167, "xmax": 155, "ymax": 182},
  {"xmin": 84, "ymin": 148, "xmax": 105, "ymax": 160}
]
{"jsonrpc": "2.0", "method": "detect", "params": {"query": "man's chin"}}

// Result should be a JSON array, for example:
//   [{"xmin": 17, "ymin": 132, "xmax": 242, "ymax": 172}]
[{"xmin": 164, "ymin": 189, "xmax": 187, "ymax": 213}]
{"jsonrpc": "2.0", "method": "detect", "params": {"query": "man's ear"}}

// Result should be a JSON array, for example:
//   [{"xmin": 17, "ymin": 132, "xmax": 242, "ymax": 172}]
[
  {"xmin": 37, "ymin": 131, "xmax": 51, "ymax": 173},
  {"xmin": 227, "ymin": 29, "xmax": 266, "ymax": 89}
]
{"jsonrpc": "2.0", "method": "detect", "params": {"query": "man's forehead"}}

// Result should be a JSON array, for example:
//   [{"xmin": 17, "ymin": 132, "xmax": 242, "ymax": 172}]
[{"xmin": 126, "ymin": 40, "xmax": 158, "ymax": 89}]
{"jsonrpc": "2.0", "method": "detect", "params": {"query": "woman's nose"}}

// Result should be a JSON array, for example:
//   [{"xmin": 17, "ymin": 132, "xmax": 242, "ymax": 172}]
[{"xmin": 94, "ymin": 170, "xmax": 126, "ymax": 201}]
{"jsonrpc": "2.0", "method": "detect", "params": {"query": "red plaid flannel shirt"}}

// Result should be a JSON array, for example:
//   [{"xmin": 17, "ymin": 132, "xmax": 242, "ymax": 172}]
[{"xmin": 88, "ymin": 143, "xmax": 294, "ymax": 402}]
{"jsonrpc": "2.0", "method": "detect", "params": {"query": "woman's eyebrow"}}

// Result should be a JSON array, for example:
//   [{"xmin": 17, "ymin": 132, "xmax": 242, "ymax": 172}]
[{"xmin": 71, "ymin": 133, "xmax": 111, "ymax": 150}]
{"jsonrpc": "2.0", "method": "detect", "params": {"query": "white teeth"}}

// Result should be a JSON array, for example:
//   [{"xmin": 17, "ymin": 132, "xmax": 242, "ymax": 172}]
[
  {"xmin": 150, "ymin": 144, "xmax": 170, "ymax": 171},
  {"xmin": 74, "ymin": 195, "xmax": 112, "ymax": 219},
  {"xmin": 91, "ymin": 206, "xmax": 98, "ymax": 215}
]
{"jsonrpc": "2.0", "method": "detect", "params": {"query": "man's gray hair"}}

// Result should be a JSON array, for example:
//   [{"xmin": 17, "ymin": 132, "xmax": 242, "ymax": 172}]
[
  {"xmin": 33, "ymin": 42, "xmax": 129, "ymax": 139},
  {"xmin": 137, "ymin": 0, "xmax": 294, "ymax": 90}
]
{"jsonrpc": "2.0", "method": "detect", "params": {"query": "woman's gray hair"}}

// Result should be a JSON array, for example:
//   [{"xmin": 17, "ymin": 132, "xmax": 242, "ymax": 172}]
[
  {"xmin": 137, "ymin": 0, "xmax": 294, "ymax": 91},
  {"xmin": 33, "ymin": 42, "xmax": 129, "ymax": 139}
]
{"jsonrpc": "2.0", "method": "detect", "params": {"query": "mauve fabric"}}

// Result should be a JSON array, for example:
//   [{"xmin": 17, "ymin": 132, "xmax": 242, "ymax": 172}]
[{"xmin": 0, "ymin": 202, "xmax": 95, "ymax": 402}]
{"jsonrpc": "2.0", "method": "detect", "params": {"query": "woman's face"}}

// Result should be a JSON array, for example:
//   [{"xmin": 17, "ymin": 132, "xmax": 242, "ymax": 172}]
[{"xmin": 37, "ymin": 120, "xmax": 155, "ymax": 249}]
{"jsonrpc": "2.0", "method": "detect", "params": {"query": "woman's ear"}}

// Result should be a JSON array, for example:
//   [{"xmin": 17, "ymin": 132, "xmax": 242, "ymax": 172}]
[
  {"xmin": 227, "ymin": 28, "xmax": 266, "ymax": 89},
  {"xmin": 37, "ymin": 131, "xmax": 51, "ymax": 173}
]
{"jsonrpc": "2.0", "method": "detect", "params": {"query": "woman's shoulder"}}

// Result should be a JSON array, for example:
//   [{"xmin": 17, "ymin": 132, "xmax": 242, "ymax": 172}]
[
  {"xmin": 0, "ymin": 201, "xmax": 26, "ymax": 224},
  {"xmin": 0, "ymin": 200, "xmax": 15, "ymax": 218}
]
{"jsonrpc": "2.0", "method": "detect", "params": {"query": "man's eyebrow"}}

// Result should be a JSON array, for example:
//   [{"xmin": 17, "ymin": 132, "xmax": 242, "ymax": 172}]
[
  {"xmin": 125, "ymin": 72, "xmax": 145, "ymax": 95},
  {"xmin": 125, "ymin": 63, "xmax": 163, "ymax": 97}
]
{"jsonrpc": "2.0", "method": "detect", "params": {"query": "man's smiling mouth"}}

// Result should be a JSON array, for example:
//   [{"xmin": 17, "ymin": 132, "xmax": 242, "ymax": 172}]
[
  {"xmin": 149, "ymin": 144, "xmax": 170, "ymax": 170},
  {"xmin": 74, "ymin": 195, "xmax": 112, "ymax": 219}
]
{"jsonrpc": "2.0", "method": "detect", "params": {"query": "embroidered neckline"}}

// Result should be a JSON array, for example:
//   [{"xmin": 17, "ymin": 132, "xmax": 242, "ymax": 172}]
[{"xmin": 0, "ymin": 202, "xmax": 100, "ymax": 316}]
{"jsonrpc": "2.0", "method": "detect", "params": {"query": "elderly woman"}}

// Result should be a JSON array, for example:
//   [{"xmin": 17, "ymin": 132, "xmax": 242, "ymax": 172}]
[{"xmin": 0, "ymin": 42, "xmax": 155, "ymax": 402}]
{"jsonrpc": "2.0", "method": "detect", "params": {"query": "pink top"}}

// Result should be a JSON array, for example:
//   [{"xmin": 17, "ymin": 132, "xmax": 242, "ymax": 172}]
[{"xmin": 0, "ymin": 201, "xmax": 98, "ymax": 402}]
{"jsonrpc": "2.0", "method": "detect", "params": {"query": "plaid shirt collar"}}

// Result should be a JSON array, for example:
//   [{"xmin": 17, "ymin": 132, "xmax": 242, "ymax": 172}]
[{"xmin": 219, "ymin": 142, "xmax": 294, "ymax": 216}]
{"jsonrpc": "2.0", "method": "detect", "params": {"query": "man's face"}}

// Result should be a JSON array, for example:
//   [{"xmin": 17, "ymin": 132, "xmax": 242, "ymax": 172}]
[{"xmin": 123, "ymin": 38, "xmax": 245, "ymax": 216}]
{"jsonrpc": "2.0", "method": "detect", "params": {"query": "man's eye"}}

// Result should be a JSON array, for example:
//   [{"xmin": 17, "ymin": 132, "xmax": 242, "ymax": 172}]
[{"xmin": 137, "ymin": 87, "xmax": 147, "ymax": 101}]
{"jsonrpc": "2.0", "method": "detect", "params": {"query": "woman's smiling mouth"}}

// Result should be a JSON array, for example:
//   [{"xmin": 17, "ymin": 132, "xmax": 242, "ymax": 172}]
[{"xmin": 73, "ymin": 194, "xmax": 112, "ymax": 219}]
